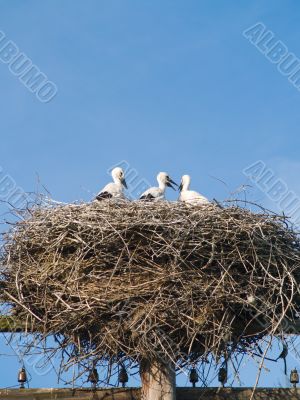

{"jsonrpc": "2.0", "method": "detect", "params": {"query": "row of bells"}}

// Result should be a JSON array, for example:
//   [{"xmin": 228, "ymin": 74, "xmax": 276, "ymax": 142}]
[
  {"xmin": 17, "ymin": 366, "xmax": 300, "ymax": 389},
  {"xmin": 88, "ymin": 366, "xmax": 129, "ymax": 388}
]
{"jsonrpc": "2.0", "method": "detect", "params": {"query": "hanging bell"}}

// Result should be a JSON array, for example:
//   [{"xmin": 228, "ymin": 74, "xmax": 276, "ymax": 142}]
[
  {"xmin": 119, "ymin": 366, "xmax": 128, "ymax": 387},
  {"xmin": 189, "ymin": 368, "xmax": 199, "ymax": 387},
  {"xmin": 290, "ymin": 368, "xmax": 299, "ymax": 388},
  {"xmin": 88, "ymin": 368, "xmax": 99, "ymax": 388},
  {"xmin": 218, "ymin": 367, "xmax": 227, "ymax": 387},
  {"xmin": 18, "ymin": 367, "xmax": 27, "ymax": 389}
]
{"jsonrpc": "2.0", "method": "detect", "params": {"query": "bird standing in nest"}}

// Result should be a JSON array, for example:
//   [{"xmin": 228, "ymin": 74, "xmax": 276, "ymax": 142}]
[
  {"xmin": 178, "ymin": 175, "xmax": 209, "ymax": 205},
  {"xmin": 139, "ymin": 172, "xmax": 177, "ymax": 201},
  {"xmin": 95, "ymin": 167, "xmax": 127, "ymax": 200}
]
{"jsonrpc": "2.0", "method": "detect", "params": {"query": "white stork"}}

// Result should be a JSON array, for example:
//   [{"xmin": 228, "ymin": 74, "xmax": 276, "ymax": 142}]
[
  {"xmin": 178, "ymin": 175, "xmax": 209, "ymax": 205},
  {"xmin": 95, "ymin": 167, "xmax": 127, "ymax": 200},
  {"xmin": 139, "ymin": 172, "xmax": 177, "ymax": 201}
]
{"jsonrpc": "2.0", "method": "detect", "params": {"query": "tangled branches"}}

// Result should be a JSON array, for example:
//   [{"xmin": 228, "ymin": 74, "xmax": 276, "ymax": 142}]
[{"xmin": 1, "ymin": 200, "xmax": 300, "ymax": 379}]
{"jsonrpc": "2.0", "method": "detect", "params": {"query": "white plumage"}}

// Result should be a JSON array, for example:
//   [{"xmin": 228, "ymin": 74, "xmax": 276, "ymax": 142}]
[
  {"xmin": 178, "ymin": 175, "xmax": 209, "ymax": 205},
  {"xmin": 140, "ymin": 172, "xmax": 177, "ymax": 201},
  {"xmin": 95, "ymin": 167, "xmax": 127, "ymax": 201}
]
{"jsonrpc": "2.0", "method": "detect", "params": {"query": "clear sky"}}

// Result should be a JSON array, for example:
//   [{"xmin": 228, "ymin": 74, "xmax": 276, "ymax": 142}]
[{"xmin": 0, "ymin": 0, "xmax": 300, "ymax": 390}]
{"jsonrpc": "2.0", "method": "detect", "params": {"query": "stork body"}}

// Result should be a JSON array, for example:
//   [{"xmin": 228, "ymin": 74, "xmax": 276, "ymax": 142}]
[
  {"xmin": 140, "ymin": 172, "xmax": 177, "ymax": 201},
  {"xmin": 178, "ymin": 175, "xmax": 209, "ymax": 205},
  {"xmin": 96, "ymin": 167, "xmax": 127, "ymax": 201}
]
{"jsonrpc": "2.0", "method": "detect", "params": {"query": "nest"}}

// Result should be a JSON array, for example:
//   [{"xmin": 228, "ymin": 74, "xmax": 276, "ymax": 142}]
[{"xmin": 1, "ymin": 200, "xmax": 300, "ymax": 379}]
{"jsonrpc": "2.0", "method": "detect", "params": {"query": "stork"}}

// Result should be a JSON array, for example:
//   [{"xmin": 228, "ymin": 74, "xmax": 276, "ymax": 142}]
[
  {"xmin": 140, "ymin": 172, "xmax": 177, "ymax": 201},
  {"xmin": 95, "ymin": 167, "xmax": 127, "ymax": 200},
  {"xmin": 178, "ymin": 175, "xmax": 209, "ymax": 205}
]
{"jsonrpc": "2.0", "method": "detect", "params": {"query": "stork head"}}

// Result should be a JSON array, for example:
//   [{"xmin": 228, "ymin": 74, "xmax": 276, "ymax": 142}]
[
  {"xmin": 179, "ymin": 175, "xmax": 191, "ymax": 192},
  {"xmin": 111, "ymin": 167, "xmax": 127, "ymax": 188},
  {"xmin": 157, "ymin": 172, "xmax": 178, "ymax": 190}
]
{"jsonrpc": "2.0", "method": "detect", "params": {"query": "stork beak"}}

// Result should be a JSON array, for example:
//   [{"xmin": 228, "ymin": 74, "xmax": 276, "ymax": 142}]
[
  {"xmin": 178, "ymin": 182, "xmax": 183, "ymax": 192},
  {"xmin": 122, "ymin": 178, "xmax": 128, "ymax": 189},
  {"xmin": 166, "ymin": 178, "xmax": 178, "ymax": 190}
]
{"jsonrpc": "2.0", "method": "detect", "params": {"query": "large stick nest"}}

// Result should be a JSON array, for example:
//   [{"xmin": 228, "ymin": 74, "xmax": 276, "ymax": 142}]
[{"xmin": 1, "ymin": 200, "xmax": 300, "ymax": 371}]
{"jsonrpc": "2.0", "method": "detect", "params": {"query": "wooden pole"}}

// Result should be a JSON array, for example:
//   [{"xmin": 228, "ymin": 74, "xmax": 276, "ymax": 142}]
[{"xmin": 140, "ymin": 359, "xmax": 176, "ymax": 400}]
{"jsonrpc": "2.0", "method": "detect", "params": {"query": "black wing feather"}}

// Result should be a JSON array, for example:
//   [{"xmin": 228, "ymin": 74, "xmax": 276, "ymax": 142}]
[
  {"xmin": 95, "ymin": 192, "xmax": 113, "ymax": 201},
  {"xmin": 139, "ymin": 193, "xmax": 155, "ymax": 201}
]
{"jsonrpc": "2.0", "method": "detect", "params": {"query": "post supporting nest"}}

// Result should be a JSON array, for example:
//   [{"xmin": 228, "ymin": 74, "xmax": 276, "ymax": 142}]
[{"xmin": 140, "ymin": 359, "xmax": 176, "ymax": 400}]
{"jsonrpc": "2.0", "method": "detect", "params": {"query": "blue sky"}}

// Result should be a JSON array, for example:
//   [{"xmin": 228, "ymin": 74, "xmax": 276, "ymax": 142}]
[{"xmin": 0, "ymin": 0, "xmax": 300, "ymax": 389}]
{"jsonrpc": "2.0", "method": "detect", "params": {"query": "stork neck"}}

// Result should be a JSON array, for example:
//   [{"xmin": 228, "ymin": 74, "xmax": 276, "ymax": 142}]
[
  {"xmin": 182, "ymin": 182, "xmax": 190, "ymax": 191},
  {"xmin": 112, "ymin": 176, "xmax": 122, "ymax": 186},
  {"xmin": 182, "ymin": 177, "xmax": 190, "ymax": 191},
  {"xmin": 158, "ymin": 181, "xmax": 166, "ymax": 191}
]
